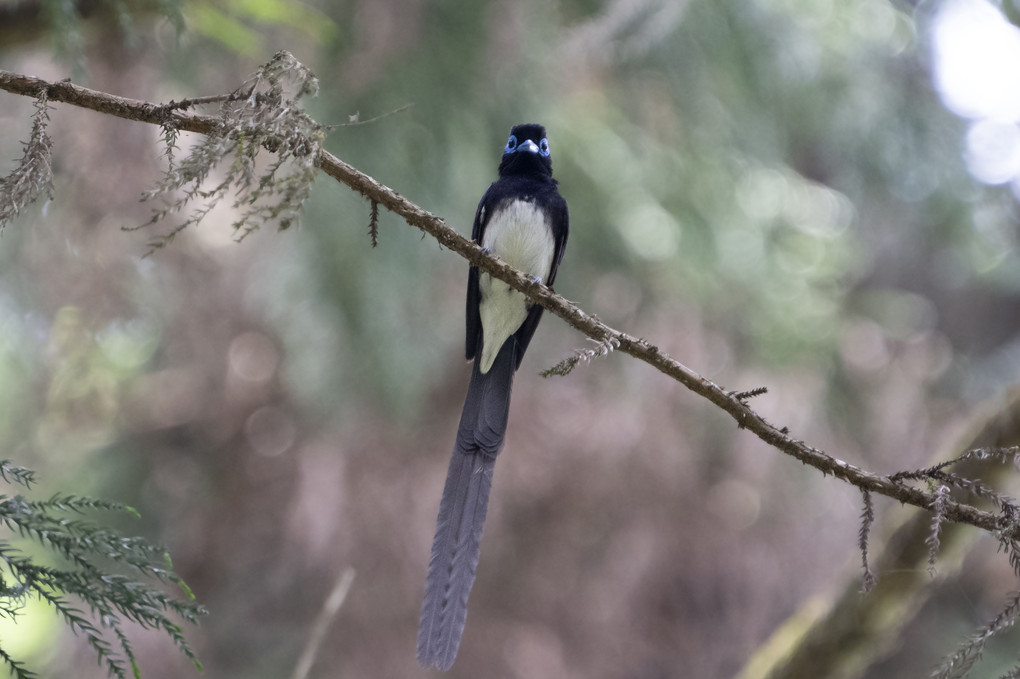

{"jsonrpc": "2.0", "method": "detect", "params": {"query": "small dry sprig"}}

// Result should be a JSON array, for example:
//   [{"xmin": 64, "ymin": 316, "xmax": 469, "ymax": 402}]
[
  {"xmin": 0, "ymin": 92, "xmax": 54, "ymax": 233},
  {"xmin": 890, "ymin": 446, "xmax": 1020, "ymax": 517},
  {"xmin": 732, "ymin": 386, "xmax": 768, "ymax": 402},
  {"xmin": 858, "ymin": 489, "xmax": 876, "ymax": 592},
  {"xmin": 541, "ymin": 335, "xmax": 620, "ymax": 377},
  {"xmin": 926, "ymin": 484, "xmax": 950, "ymax": 576},
  {"xmin": 368, "ymin": 199, "xmax": 379, "ymax": 247},
  {"xmin": 892, "ymin": 446, "xmax": 1020, "ymax": 485},
  {"xmin": 129, "ymin": 50, "xmax": 325, "ymax": 254},
  {"xmin": 158, "ymin": 118, "xmax": 180, "ymax": 171}
]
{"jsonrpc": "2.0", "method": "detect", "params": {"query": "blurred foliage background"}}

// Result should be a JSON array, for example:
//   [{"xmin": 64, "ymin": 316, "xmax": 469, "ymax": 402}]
[{"xmin": 1, "ymin": 0, "xmax": 1020, "ymax": 677}]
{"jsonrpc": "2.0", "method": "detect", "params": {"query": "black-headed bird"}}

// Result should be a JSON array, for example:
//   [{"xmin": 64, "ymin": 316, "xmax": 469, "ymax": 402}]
[{"xmin": 417, "ymin": 124, "xmax": 569, "ymax": 671}]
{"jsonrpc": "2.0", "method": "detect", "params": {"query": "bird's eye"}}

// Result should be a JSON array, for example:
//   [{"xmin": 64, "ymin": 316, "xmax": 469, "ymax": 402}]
[
  {"xmin": 539, "ymin": 138, "xmax": 550, "ymax": 156},
  {"xmin": 504, "ymin": 135, "xmax": 518, "ymax": 153}
]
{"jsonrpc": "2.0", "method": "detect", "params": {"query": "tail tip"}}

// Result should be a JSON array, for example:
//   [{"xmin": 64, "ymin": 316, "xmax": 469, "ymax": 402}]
[{"xmin": 417, "ymin": 645, "xmax": 456, "ymax": 672}]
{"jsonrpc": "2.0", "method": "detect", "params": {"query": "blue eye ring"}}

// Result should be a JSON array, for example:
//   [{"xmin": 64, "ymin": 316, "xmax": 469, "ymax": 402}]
[
  {"xmin": 504, "ymin": 135, "xmax": 518, "ymax": 153},
  {"xmin": 538, "ymin": 138, "xmax": 550, "ymax": 157}
]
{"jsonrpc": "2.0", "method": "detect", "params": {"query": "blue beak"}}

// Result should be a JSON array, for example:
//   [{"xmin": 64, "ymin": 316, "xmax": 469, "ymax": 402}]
[{"xmin": 517, "ymin": 139, "xmax": 540, "ymax": 154}]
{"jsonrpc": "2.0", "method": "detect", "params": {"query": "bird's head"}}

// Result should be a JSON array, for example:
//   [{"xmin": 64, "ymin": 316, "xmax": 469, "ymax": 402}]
[{"xmin": 497, "ymin": 123, "xmax": 553, "ymax": 178}]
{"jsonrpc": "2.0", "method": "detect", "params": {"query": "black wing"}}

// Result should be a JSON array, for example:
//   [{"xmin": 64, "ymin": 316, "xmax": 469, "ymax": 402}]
[
  {"xmin": 544, "ymin": 185, "xmax": 569, "ymax": 287},
  {"xmin": 465, "ymin": 185, "xmax": 497, "ymax": 361}
]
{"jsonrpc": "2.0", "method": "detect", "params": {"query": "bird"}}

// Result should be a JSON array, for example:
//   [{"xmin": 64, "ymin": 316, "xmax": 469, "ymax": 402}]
[{"xmin": 417, "ymin": 123, "xmax": 569, "ymax": 671}]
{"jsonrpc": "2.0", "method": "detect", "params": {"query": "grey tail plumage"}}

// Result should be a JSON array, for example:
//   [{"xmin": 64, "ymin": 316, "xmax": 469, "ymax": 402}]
[{"xmin": 417, "ymin": 339, "xmax": 517, "ymax": 671}]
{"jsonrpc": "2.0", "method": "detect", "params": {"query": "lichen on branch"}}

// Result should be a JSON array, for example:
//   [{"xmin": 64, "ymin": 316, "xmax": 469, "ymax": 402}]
[
  {"xmin": 0, "ymin": 91, "xmax": 53, "ymax": 234},
  {"xmin": 128, "ymin": 51, "xmax": 325, "ymax": 254}
]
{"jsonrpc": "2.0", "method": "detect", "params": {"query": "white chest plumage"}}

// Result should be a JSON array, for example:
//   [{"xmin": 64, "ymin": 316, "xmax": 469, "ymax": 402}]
[{"xmin": 477, "ymin": 199, "xmax": 556, "ymax": 373}]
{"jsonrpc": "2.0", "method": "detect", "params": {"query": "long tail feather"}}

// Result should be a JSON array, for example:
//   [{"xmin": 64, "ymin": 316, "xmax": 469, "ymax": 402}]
[
  {"xmin": 418, "ymin": 341, "xmax": 516, "ymax": 670},
  {"xmin": 418, "ymin": 450, "xmax": 494, "ymax": 670}
]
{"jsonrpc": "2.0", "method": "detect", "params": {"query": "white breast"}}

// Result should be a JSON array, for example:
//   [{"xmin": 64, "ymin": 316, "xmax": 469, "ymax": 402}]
[{"xmin": 477, "ymin": 200, "xmax": 556, "ymax": 373}]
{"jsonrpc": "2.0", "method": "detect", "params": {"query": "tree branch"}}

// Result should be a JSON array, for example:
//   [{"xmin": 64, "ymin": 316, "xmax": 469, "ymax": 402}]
[
  {"xmin": 0, "ymin": 68, "xmax": 1011, "ymax": 539},
  {"xmin": 740, "ymin": 389, "xmax": 1020, "ymax": 679}
]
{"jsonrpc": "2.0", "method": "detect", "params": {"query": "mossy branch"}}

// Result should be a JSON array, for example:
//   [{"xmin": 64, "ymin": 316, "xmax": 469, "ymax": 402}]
[
  {"xmin": 0, "ymin": 59, "xmax": 1014, "ymax": 541},
  {"xmin": 4, "ymin": 55, "xmax": 1020, "ymax": 679}
]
